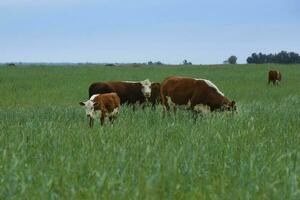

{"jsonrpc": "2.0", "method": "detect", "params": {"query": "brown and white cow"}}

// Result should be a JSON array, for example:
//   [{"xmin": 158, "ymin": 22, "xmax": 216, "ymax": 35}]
[
  {"xmin": 80, "ymin": 93, "xmax": 120, "ymax": 127},
  {"xmin": 88, "ymin": 79, "xmax": 160, "ymax": 108},
  {"xmin": 268, "ymin": 70, "xmax": 282, "ymax": 85},
  {"xmin": 161, "ymin": 76, "xmax": 236, "ymax": 115}
]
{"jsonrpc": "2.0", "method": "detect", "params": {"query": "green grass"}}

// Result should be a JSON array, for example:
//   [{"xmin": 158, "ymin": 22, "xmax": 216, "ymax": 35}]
[{"xmin": 0, "ymin": 64, "xmax": 300, "ymax": 199}]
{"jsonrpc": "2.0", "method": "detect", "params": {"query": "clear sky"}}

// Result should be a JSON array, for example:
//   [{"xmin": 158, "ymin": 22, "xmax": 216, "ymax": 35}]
[{"xmin": 1, "ymin": 0, "xmax": 299, "ymax": 64}]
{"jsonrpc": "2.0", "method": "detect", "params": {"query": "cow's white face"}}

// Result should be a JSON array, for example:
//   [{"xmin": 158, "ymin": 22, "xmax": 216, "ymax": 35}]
[
  {"xmin": 79, "ymin": 100, "xmax": 97, "ymax": 118},
  {"xmin": 141, "ymin": 79, "xmax": 151, "ymax": 98},
  {"xmin": 221, "ymin": 101, "xmax": 237, "ymax": 112}
]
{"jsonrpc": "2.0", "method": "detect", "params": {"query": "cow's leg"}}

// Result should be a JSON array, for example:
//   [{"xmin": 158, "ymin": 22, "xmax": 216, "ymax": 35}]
[
  {"xmin": 161, "ymin": 93, "xmax": 168, "ymax": 117},
  {"xmin": 100, "ymin": 112, "xmax": 106, "ymax": 126},
  {"xmin": 192, "ymin": 110, "xmax": 199, "ymax": 121},
  {"xmin": 189, "ymin": 104, "xmax": 198, "ymax": 121},
  {"xmin": 108, "ymin": 107, "xmax": 119, "ymax": 125},
  {"xmin": 132, "ymin": 103, "xmax": 137, "ymax": 111},
  {"xmin": 151, "ymin": 102, "xmax": 156, "ymax": 110},
  {"xmin": 141, "ymin": 102, "xmax": 146, "ymax": 110},
  {"xmin": 89, "ymin": 116, "xmax": 94, "ymax": 128},
  {"xmin": 164, "ymin": 103, "xmax": 170, "ymax": 112},
  {"xmin": 173, "ymin": 106, "xmax": 177, "ymax": 114},
  {"xmin": 162, "ymin": 98, "xmax": 170, "ymax": 117},
  {"xmin": 191, "ymin": 105, "xmax": 206, "ymax": 122},
  {"xmin": 109, "ymin": 115, "xmax": 116, "ymax": 124},
  {"xmin": 109, "ymin": 116, "xmax": 113, "ymax": 124}
]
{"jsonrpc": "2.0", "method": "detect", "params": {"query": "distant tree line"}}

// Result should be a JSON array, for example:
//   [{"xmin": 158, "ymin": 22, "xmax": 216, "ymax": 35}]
[
  {"xmin": 247, "ymin": 51, "xmax": 300, "ymax": 64},
  {"xmin": 148, "ymin": 61, "xmax": 164, "ymax": 65}
]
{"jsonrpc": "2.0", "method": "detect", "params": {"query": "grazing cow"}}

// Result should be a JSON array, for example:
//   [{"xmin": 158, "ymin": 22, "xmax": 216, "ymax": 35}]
[
  {"xmin": 88, "ymin": 79, "xmax": 154, "ymax": 108},
  {"xmin": 80, "ymin": 93, "xmax": 120, "ymax": 127},
  {"xmin": 161, "ymin": 76, "xmax": 236, "ymax": 115},
  {"xmin": 268, "ymin": 70, "xmax": 282, "ymax": 85}
]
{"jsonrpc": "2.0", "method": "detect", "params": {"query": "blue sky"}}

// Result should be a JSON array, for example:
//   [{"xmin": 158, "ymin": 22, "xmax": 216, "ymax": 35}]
[{"xmin": 1, "ymin": 0, "xmax": 299, "ymax": 64}]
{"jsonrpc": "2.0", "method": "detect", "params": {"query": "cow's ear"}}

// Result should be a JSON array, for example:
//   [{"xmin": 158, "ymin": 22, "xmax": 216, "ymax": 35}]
[{"xmin": 79, "ymin": 102, "xmax": 85, "ymax": 106}]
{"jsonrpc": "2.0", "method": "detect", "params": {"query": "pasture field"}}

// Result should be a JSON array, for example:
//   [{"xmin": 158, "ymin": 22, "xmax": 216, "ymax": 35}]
[{"xmin": 0, "ymin": 64, "xmax": 300, "ymax": 199}]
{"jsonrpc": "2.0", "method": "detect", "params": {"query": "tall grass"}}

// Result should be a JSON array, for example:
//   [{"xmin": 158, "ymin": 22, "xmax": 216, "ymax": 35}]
[{"xmin": 0, "ymin": 64, "xmax": 299, "ymax": 199}]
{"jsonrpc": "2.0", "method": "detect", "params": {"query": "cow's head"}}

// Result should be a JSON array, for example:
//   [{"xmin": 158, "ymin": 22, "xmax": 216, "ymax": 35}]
[
  {"xmin": 79, "ymin": 100, "xmax": 98, "ymax": 118},
  {"xmin": 141, "ymin": 79, "xmax": 152, "ymax": 98},
  {"xmin": 221, "ymin": 101, "xmax": 237, "ymax": 112}
]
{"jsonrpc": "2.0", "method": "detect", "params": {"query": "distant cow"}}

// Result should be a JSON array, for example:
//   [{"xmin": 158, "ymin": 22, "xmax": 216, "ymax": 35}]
[
  {"xmin": 268, "ymin": 70, "xmax": 282, "ymax": 85},
  {"xmin": 88, "ymin": 79, "xmax": 160, "ymax": 108},
  {"xmin": 161, "ymin": 76, "xmax": 236, "ymax": 115},
  {"xmin": 80, "ymin": 93, "xmax": 120, "ymax": 127}
]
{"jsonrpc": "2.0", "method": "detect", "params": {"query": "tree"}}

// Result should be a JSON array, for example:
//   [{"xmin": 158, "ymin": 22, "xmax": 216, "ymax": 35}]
[
  {"xmin": 289, "ymin": 52, "xmax": 300, "ymax": 63},
  {"xmin": 182, "ymin": 59, "xmax": 192, "ymax": 65},
  {"xmin": 246, "ymin": 57, "xmax": 253, "ymax": 64},
  {"xmin": 147, "ymin": 61, "xmax": 153, "ymax": 65},
  {"xmin": 228, "ymin": 55, "xmax": 237, "ymax": 64},
  {"xmin": 154, "ymin": 61, "xmax": 163, "ymax": 65}
]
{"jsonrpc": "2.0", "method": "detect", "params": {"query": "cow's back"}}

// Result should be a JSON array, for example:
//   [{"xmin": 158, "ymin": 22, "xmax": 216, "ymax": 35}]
[
  {"xmin": 89, "ymin": 81, "xmax": 144, "ymax": 104},
  {"xmin": 94, "ymin": 93, "xmax": 120, "ymax": 113},
  {"xmin": 102, "ymin": 92, "xmax": 120, "ymax": 113},
  {"xmin": 89, "ymin": 82, "xmax": 113, "ymax": 98},
  {"xmin": 161, "ymin": 76, "xmax": 230, "ymax": 111},
  {"xmin": 161, "ymin": 76, "xmax": 199, "ymax": 105},
  {"xmin": 109, "ymin": 82, "xmax": 144, "ymax": 104}
]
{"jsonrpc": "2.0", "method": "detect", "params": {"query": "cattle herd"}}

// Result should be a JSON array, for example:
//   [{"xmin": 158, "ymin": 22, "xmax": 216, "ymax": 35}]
[{"xmin": 80, "ymin": 70, "xmax": 282, "ymax": 127}]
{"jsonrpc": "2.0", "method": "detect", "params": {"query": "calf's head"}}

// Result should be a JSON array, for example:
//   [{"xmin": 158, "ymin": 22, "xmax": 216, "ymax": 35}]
[
  {"xmin": 141, "ymin": 79, "xmax": 152, "ymax": 98},
  {"xmin": 79, "ymin": 100, "xmax": 99, "ymax": 118}
]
